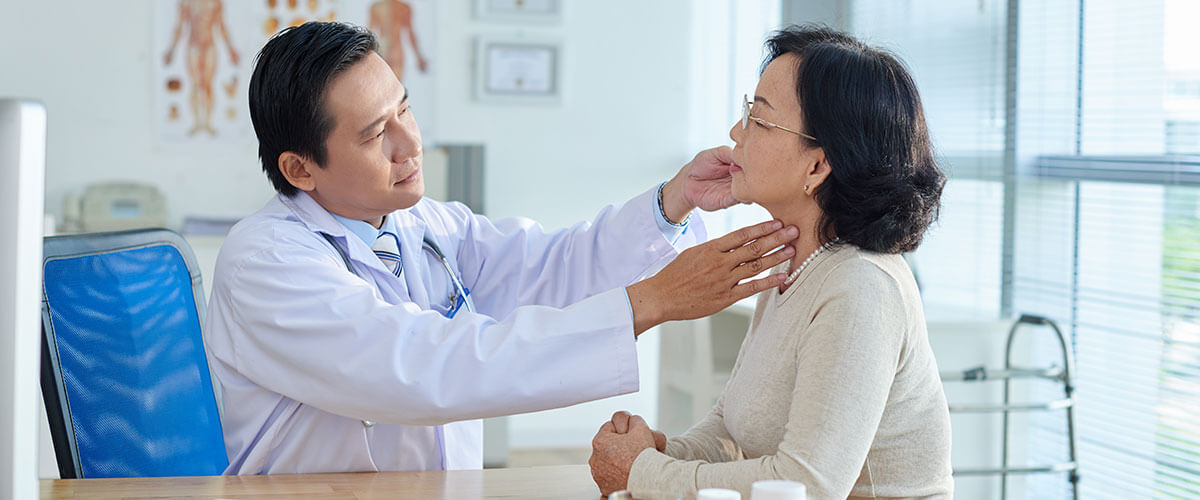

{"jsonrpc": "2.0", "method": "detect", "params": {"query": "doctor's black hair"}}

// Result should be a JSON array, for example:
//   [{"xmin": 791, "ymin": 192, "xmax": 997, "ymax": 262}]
[
  {"xmin": 248, "ymin": 22, "xmax": 379, "ymax": 197},
  {"xmin": 764, "ymin": 25, "xmax": 945, "ymax": 254}
]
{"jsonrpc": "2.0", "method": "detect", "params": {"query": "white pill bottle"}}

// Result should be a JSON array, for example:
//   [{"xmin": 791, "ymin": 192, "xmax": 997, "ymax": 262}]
[
  {"xmin": 751, "ymin": 480, "xmax": 806, "ymax": 500},
  {"xmin": 697, "ymin": 488, "xmax": 741, "ymax": 500}
]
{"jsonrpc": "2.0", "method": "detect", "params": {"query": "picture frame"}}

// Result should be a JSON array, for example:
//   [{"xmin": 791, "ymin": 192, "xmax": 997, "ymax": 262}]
[
  {"xmin": 474, "ymin": 36, "xmax": 563, "ymax": 105},
  {"xmin": 473, "ymin": 0, "xmax": 561, "ymax": 24}
]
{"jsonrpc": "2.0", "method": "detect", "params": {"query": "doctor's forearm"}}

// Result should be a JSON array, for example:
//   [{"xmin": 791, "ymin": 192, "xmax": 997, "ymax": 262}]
[{"xmin": 626, "ymin": 280, "xmax": 667, "ymax": 337}]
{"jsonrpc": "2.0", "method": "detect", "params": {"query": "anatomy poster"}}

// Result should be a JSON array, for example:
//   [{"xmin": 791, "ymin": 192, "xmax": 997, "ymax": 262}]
[{"xmin": 154, "ymin": 0, "xmax": 437, "ymax": 147}]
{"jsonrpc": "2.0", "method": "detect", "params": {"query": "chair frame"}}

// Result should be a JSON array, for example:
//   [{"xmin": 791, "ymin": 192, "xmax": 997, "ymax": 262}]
[{"xmin": 39, "ymin": 228, "xmax": 217, "ymax": 479}]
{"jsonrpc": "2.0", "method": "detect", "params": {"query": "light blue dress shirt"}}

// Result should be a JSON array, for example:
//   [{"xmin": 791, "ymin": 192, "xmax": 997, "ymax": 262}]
[{"xmin": 332, "ymin": 212, "xmax": 404, "ymax": 272}]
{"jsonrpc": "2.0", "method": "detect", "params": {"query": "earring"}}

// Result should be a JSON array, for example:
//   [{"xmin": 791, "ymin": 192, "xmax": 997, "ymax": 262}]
[{"xmin": 803, "ymin": 184, "xmax": 810, "ymax": 194}]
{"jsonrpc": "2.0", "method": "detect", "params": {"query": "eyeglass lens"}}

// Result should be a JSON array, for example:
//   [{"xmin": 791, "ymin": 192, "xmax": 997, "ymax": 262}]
[{"xmin": 742, "ymin": 95, "xmax": 750, "ymax": 130}]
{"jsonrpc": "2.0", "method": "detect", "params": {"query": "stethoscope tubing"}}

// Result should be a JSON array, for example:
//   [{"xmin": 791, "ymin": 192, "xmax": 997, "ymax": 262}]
[{"xmin": 319, "ymin": 232, "xmax": 473, "ymax": 316}]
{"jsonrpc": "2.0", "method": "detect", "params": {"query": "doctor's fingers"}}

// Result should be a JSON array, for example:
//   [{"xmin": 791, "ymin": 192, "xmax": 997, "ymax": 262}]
[
  {"xmin": 724, "ymin": 227, "xmax": 801, "ymax": 269},
  {"xmin": 731, "ymin": 245, "xmax": 795, "ymax": 281},
  {"xmin": 729, "ymin": 272, "xmax": 791, "ymax": 300},
  {"xmin": 711, "ymin": 219, "xmax": 788, "ymax": 252},
  {"xmin": 685, "ymin": 145, "xmax": 735, "ymax": 179}
]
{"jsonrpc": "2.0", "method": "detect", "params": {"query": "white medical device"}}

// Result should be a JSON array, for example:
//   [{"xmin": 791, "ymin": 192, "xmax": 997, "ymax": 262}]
[{"xmin": 68, "ymin": 182, "xmax": 168, "ymax": 232}]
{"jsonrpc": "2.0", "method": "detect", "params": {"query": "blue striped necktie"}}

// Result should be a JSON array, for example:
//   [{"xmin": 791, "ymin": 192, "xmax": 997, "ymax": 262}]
[{"xmin": 372, "ymin": 232, "xmax": 402, "ymax": 277}]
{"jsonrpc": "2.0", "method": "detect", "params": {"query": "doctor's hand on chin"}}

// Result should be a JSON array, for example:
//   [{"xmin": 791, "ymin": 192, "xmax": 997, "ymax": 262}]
[
  {"xmin": 625, "ymin": 217, "xmax": 798, "ymax": 336},
  {"xmin": 658, "ymin": 146, "xmax": 741, "ymax": 223}
]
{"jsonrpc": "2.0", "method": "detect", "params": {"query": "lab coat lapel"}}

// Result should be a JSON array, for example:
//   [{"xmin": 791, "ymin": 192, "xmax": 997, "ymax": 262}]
[
  {"xmin": 278, "ymin": 192, "xmax": 417, "ymax": 304},
  {"xmin": 388, "ymin": 207, "xmax": 436, "ymax": 311}
]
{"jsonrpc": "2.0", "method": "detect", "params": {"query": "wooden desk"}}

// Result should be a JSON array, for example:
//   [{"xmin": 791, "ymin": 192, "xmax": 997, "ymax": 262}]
[{"xmin": 40, "ymin": 464, "xmax": 601, "ymax": 500}]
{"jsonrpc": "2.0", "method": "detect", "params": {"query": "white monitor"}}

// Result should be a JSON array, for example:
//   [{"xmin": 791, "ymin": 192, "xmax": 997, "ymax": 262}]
[{"xmin": 0, "ymin": 99, "xmax": 46, "ymax": 500}]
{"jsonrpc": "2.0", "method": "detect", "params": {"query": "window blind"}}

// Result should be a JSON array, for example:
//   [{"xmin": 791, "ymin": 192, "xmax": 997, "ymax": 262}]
[
  {"xmin": 1014, "ymin": 0, "xmax": 1200, "ymax": 498},
  {"xmin": 834, "ymin": 0, "xmax": 1200, "ymax": 498}
]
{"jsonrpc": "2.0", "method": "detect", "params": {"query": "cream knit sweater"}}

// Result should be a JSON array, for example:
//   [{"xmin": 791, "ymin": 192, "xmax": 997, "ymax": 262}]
[{"xmin": 628, "ymin": 245, "xmax": 953, "ymax": 500}]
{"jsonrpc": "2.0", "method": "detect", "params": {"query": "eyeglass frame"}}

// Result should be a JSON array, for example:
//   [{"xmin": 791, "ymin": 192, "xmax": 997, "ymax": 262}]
[{"xmin": 741, "ymin": 94, "xmax": 817, "ymax": 142}]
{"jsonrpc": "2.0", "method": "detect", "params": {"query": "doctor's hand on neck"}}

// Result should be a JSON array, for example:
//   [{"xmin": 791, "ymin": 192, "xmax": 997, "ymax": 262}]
[{"xmin": 625, "ymin": 219, "xmax": 798, "ymax": 336}]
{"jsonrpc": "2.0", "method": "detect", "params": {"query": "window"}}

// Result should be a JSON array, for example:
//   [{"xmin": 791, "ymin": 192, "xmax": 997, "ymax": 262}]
[
  {"xmin": 850, "ymin": 0, "xmax": 1008, "ymax": 320},
  {"xmin": 840, "ymin": 0, "xmax": 1200, "ymax": 498},
  {"xmin": 1166, "ymin": 122, "xmax": 1200, "ymax": 154},
  {"xmin": 1014, "ymin": 0, "xmax": 1200, "ymax": 497}
]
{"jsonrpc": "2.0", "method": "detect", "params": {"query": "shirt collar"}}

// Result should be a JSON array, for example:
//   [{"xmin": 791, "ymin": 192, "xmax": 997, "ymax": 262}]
[{"xmin": 331, "ymin": 212, "xmax": 397, "ymax": 247}]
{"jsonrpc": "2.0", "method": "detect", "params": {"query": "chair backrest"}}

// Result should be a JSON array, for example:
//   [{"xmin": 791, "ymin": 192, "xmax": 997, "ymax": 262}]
[{"xmin": 40, "ymin": 228, "xmax": 227, "ymax": 478}]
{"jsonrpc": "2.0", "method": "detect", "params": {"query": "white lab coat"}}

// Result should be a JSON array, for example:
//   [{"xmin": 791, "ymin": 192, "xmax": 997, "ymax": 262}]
[{"xmin": 203, "ymin": 186, "xmax": 705, "ymax": 474}]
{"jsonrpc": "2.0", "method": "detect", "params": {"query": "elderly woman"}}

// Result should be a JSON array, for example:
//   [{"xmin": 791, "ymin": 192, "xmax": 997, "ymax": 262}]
[{"xmin": 589, "ymin": 25, "xmax": 952, "ymax": 500}]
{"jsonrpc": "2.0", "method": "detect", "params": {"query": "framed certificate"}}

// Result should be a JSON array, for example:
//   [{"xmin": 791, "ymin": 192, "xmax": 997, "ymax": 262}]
[
  {"xmin": 475, "ymin": 37, "xmax": 562, "ymax": 104},
  {"xmin": 474, "ymin": 0, "xmax": 561, "ymax": 23}
]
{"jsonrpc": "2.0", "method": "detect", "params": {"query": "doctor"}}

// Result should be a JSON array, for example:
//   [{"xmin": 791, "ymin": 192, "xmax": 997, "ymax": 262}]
[{"xmin": 204, "ymin": 21, "xmax": 799, "ymax": 475}]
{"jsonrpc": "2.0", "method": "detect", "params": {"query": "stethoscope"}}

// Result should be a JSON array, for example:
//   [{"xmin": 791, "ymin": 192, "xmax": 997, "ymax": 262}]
[
  {"xmin": 418, "ymin": 236, "xmax": 474, "ymax": 318},
  {"xmin": 320, "ymin": 232, "xmax": 474, "ymax": 318}
]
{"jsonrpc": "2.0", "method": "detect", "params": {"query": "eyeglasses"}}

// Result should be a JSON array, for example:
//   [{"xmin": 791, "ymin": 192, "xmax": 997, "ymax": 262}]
[{"xmin": 741, "ymin": 94, "xmax": 817, "ymax": 141}]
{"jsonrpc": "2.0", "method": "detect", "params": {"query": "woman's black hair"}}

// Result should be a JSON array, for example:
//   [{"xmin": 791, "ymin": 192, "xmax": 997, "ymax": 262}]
[
  {"xmin": 248, "ymin": 22, "xmax": 379, "ymax": 196},
  {"xmin": 765, "ymin": 25, "xmax": 945, "ymax": 254}
]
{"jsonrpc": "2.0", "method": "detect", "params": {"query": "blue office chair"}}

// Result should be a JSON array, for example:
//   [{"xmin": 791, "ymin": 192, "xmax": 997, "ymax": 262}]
[{"xmin": 40, "ymin": 228, "xmax": 228, "ymax": 478}]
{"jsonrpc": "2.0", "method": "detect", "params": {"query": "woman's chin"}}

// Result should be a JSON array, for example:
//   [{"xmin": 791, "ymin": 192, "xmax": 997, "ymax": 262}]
[{"xmin": 730, "ymin": 184, "xmax": 754, "ymax": 206}]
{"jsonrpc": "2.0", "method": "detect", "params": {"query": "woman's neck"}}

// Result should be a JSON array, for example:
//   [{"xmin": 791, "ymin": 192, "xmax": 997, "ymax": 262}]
[{"xmin": 766, "ymin": 201, "xmax": 823, "ymax": 271}]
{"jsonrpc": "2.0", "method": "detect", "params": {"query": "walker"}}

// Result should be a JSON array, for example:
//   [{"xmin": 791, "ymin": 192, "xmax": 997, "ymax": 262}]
[{"xmin": 940, "ymin": 314, "xmax": 1080, "ymax": 500}]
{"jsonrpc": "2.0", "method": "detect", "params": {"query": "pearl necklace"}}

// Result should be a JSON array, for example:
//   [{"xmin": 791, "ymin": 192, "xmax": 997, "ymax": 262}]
[{"xmin": 784, "ymin": 238, "xmax": 840, "ymax": 286}]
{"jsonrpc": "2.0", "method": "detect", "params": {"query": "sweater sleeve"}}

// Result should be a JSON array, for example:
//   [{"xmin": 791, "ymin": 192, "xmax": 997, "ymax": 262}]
[
  {"xmin": 663, "ymin": 396, "xmax": 741, "ymax": 463},
  {"xmin": 626, "ymin": 261, "xmax": 908, "ymax": 500},
  {"xmin": 649, "ymin": 296, "xmax": 764, "ymax": 465},
  {"xmin": 625, "ymin": 398, "xmax": 742, "ymax": 500}
]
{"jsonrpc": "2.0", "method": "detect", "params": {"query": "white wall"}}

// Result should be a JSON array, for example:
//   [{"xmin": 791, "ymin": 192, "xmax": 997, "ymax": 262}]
[
  {"xmin": 433, "ymin": 2, "xmax": 696, "ymax": 227},
  {"xmin": 686, "ymin": 0, "xmax": 779, "ymax": 238},
  {"xmin": 0, "ymin": 1, "xmax": 701, "ymax": 230},
  {"xmin": 0, "ymin": 0, "xmax": 718, "ymax": 453},
  {"xmin": 430, "ymin": 0, "xmax": 697, "ymax": 449},
  {"xmin": 783, "ymin": 0, "xmax": 849, "ymax": 30},
  {"xmin": 0, "ymin": 2, "xmax": 272, "ymax": 229}
]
